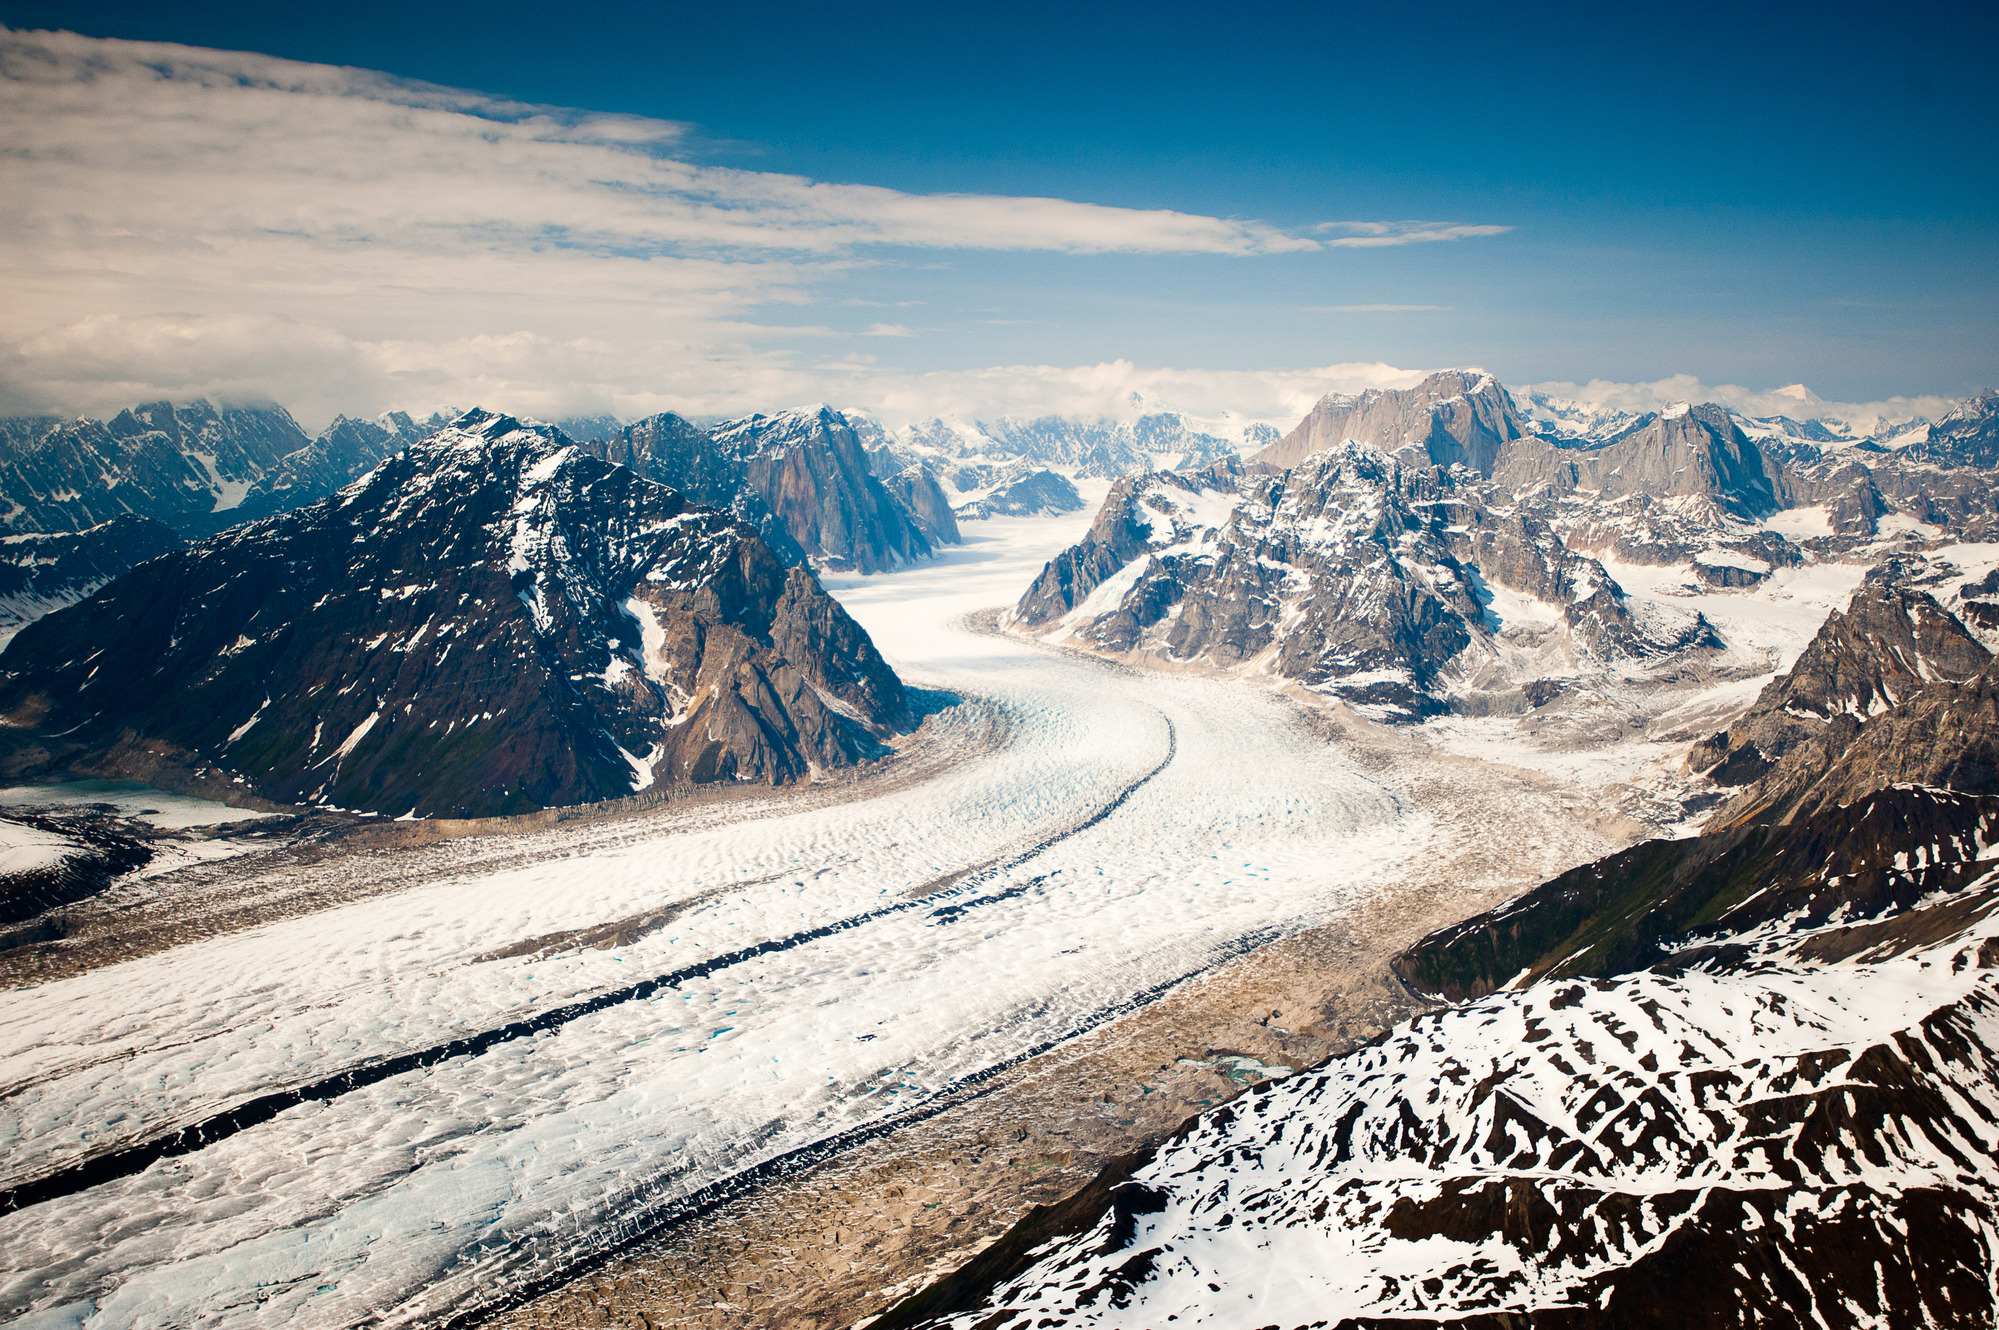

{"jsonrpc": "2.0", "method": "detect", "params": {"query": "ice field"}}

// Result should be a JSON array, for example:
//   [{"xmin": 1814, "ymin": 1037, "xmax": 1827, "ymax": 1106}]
[{"xmin": 0, "ymin": 511, "xmax": 1450, "ymax": 1329}]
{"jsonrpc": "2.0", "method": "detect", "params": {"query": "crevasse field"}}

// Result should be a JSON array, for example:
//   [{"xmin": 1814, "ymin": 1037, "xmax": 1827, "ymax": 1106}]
[{"xmin": 0, "ymin": 511, "xmax": 1449, "ymax": 1329}]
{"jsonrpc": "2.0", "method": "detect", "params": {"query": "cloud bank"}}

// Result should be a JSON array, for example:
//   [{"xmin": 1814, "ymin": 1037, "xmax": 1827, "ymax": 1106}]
[
  {"xmin": 1521, "ymin": 373, "xmax": 1960, "ymax": 432},
  {"xmin": 0, "ymin": 27, "xmax": 1510, "ymax": 425}
]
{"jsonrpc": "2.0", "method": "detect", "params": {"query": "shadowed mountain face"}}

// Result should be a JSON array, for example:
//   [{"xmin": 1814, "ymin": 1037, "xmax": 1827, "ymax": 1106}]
[
  {"xmin": 591, "ymin": 406, "xmax": 946, "ymax": 574},
  {"xmin": 0, "ymin": 515, "xmax": 182, "ymax": 646},
  {"xmin": 711, "ymin": 407, "xmax": 937, "ymax": 573},
  {"xmin": 0, "ymin": 411, "xmax": 912, "ymax": 818}
]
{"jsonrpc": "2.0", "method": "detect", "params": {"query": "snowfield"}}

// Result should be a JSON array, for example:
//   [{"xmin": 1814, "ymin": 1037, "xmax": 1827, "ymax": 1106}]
[{"xmin": 1, "ymin": 513, "xmax": 1461, "ymax": 1330}]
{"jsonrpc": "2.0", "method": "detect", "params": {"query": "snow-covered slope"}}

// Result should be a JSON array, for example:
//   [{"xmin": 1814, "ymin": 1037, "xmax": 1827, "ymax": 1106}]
[{"xmin": 902, "ymin": 863, "xmax": 1999, "ymax": 1327}]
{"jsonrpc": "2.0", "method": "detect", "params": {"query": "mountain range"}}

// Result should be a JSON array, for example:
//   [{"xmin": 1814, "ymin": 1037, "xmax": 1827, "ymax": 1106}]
[
  {"xmin": 1010, "ymin": 371, "xmax": 1999, "ymax": 721},
  {"xmin": 0, "ymin": 412, "xmax": 913, "ymax": 818}
]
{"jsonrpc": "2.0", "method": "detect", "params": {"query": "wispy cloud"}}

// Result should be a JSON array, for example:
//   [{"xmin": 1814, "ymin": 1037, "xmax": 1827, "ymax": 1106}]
[
  {"xmin": 0, "ymin": 27, "xmax": 1507, "ymax": 422},
  {"xmin": 863, "ymin": 323, "xmax": 916, "ymax": 338},
  {"xmin": 1303, "ymin": 304, "xmax": 1455, "ymax": 312},
  {"xmin": 1312, "ymin": 221, "xmax": 1511, "ymax": 248}
]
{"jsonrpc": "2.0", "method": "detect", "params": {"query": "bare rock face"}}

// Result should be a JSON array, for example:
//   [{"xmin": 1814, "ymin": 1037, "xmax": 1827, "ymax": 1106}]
[
  {"xmin": 881, "ymin": 463, "xmax": 963, "ymax": 545},
  {"xmin": 1688, "ymin": 565, "xmax": 1993, "ymax": 815},
  {"xmin": 0, "ymin": 411, "xmax": 911, "ymax": 818},
  {"xmin": 1255, "ymin": 369, "xmax": 1528, "ymax": 475},
  {"xmin": 1774, "ymin": 662, "xmax": 1999, "ymax": 822},
  {"xmin": 1014, "ymin": 446, "xmax": 1704, "ymax": 718},
  {"xmin": 699, "ymin": 407, "xmax": 939, "ymax": 573},
  {"xmin": 0, "ymin": 515, "xmax": 182, "ymax": 645},
  {"xmin": 0, "ymin": 400, "xmax": 313, "ymax": 537},
  {"xmin": 1496, "ymin": 403, "xmax": 1788, "ymax": 519}
]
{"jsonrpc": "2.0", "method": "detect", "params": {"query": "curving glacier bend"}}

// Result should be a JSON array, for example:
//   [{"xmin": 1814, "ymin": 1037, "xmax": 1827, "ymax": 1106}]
[{"xmin": 0, "ymin": 511, "xmax": 1484, "ymax": 1329}]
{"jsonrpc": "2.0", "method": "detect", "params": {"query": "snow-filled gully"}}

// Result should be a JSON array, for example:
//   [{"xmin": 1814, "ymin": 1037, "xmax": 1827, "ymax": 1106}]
[{"xmin": 0, "ymin": 512, "xmax": 1434, "ymax": 1329}]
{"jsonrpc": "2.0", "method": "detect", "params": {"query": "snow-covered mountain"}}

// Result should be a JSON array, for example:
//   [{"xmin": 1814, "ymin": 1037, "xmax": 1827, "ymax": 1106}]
[
  {"xmin": 887, "ymin": 571, "xmax": 1999, "ymax": 1330},
  {"xmin": 1011, "ymin": 448, "xmax": 1711, "ymax": 719},
  {"xmin": 899, "ymin": 411, "xmax": 1245, "ymax": 479},
  {"xmin": 0, "ymin": 401, "xmax": 457, "ymax": 541},
  {"xmin": 1014, "ymin": 371, "xmax": 1999, "ymax": 721},
  {"xmin": 0, "ymin": 400, "xmax": 313, "ymax": 537},
  {"xmin": 0, "ymin": 411, "xmax": 913, "ymax": 818},
  {"xmin": 852, "ymin": 406, "xmax": 1275, "ymax": 523}
]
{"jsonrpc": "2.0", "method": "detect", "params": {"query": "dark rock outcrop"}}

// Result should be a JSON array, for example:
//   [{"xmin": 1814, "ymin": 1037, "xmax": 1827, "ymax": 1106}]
[
  {"xmin": 1394, "ymin": 785, "xmax": 1999, "ymax": 999},
  {"xmin": 0, "ymin": 515, "xmax": 182, "ymax": 643},
  {"xmin": 0, "ymin": 411, "xmax": 912, "ymax": 818},
  {"xmin": 1687, "ymin": 566, "xmax": 1993, "ymax": 817}
]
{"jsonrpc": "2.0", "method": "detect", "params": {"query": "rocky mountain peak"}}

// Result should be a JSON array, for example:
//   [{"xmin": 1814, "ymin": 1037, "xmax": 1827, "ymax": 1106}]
[
  {"xmin": 706, "ymin": 406, "xmax": 934, "ymax": 573},
  {"xmin": 1012, "ymin": 437, "xmax": 1703, "ymax": 719},
  {"xmin": 1255, "ymin": 368, "xmax": 1528, "ymax": 475}
]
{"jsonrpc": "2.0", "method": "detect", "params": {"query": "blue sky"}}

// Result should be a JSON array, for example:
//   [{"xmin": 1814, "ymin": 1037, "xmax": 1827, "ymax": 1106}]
[{"xmin": 0, "ymin": 0, "xmax": 1993, "ymax": 425}]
